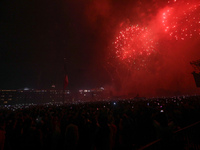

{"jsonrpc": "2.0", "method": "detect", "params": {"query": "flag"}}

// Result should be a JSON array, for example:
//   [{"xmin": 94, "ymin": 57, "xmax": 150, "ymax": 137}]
[{"xmin": 64, "ymin": 75, "xmax": 69, "ymax": 89}]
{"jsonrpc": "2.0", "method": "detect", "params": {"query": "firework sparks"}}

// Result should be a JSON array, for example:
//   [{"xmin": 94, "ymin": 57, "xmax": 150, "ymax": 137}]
[
  {"xmin": 105, "ymin": 0, "xmax": 200, "ymax": 96},
  {"xmin": 112, "ymin": 24, "xmax": 157, "ymax": 70},
  {"xmin": 161, "ymin": 0, "xmax": 200, "ymax": 40}
]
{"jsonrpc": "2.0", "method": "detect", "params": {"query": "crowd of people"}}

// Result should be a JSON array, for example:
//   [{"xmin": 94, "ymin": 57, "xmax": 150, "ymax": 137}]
[{"xmin": 0, "ymin": 95, "xmax": 200, "ymax": 150}]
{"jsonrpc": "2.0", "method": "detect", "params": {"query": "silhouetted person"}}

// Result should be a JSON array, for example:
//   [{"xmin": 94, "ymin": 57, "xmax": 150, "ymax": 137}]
[{"xmin": 64, "ymin": 116, "xmax": 79, "ymax": 150}]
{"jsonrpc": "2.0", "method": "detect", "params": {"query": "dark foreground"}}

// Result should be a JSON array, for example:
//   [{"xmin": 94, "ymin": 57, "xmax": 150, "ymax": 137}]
[{"xmin": 0, "ymin": 95, "xmax": 200, "ymax": 150}]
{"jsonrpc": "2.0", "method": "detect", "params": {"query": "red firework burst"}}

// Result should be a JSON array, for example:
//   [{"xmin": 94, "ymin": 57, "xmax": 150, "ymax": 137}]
[
  {"xmin": 161, "ymin": 0, "xmax": 200, "ymax": 40},
  {"xmin": 112, "ymin": 24, "xmax": 157, "ymax": 70}
]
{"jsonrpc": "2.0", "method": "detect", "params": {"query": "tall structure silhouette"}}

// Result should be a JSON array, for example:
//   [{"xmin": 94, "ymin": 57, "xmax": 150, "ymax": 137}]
[{"xmin": 190, "ymin": 59, "xmax": 200, "ymax": 87}]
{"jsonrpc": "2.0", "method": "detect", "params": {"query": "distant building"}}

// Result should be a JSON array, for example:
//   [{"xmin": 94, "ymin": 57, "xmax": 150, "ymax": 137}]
[
  {"xmin": 0, "ymin": 88, "xmax": 109, "ymax": 105},
  {"xmin": 0, "ymin": 89, "xmax": 63, "ymax": 105}
]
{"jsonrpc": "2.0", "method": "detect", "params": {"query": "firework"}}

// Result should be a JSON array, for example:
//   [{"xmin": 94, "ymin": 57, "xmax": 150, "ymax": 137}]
[
  {"xmin": 112, "ymin": 24, "xmax": 157, "ymax": 70},
  {"xmin": 161, "ymin": 0, "xmax": 200, "ymax": 40}
]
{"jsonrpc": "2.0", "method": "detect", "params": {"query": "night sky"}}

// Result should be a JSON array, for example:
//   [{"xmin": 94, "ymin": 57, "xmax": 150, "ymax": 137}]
[
  {"xmin": 0, "ymin": 0, "xmax": 114, "ymax": 90},
  {"xmin": 1, "ymin": 0, "xmax": 200, "ymax": 97}
]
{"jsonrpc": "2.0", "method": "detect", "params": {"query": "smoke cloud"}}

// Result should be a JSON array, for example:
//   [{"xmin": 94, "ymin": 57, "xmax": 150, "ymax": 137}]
[{"xmin": 82, "ymin": 0, "xmax": 200, "ymax": 97}]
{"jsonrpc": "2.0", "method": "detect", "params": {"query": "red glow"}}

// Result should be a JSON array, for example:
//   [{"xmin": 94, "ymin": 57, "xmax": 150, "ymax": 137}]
[
  {"xmin": 105, "ymin": 0, "xmax": 200, "ymax": 97},
  {"xmin": 112, "ymin": 24, "xmax": 157, "ymax": 70},
  {"xmin": 161, "ymin": 0, "xmax": 200, "ymax": 40}
]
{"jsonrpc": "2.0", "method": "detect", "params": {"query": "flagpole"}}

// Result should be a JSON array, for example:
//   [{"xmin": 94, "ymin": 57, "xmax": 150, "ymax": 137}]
[
  {"xmin": 63, "ymin": 77, "xmax": 65, "ymax": 104},
  {"xmin": 63, "ymin": 58, "xmax": 67, "ymax": 104}
]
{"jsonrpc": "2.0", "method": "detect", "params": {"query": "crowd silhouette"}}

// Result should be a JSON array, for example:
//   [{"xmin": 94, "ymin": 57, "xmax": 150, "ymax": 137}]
[{"xmin": 0, "ymin": 95, "xmax": 200, "ymax": 150}]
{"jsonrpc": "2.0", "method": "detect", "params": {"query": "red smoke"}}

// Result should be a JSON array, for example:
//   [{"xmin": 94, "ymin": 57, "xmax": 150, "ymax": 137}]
[
  {"xmin": 82, "ymin": 0, "xmax": 200, "ymax": 97},
  {"xmin": 103, "ymin": 0, "xmax": 200, "ymax": 97}
]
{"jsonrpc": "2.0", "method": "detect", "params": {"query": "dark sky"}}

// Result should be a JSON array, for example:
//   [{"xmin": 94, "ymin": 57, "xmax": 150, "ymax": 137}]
[
  {"xmin": 1, "ymin": 0, "xmax": 154, "ymax": 90},
  {"xmin": 1, "ymin": 0, "xmax": 200, "ymax": 97},
  {"xmin": 0, "ymin": 0, "xmax": 119, "ymax": 90}
]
